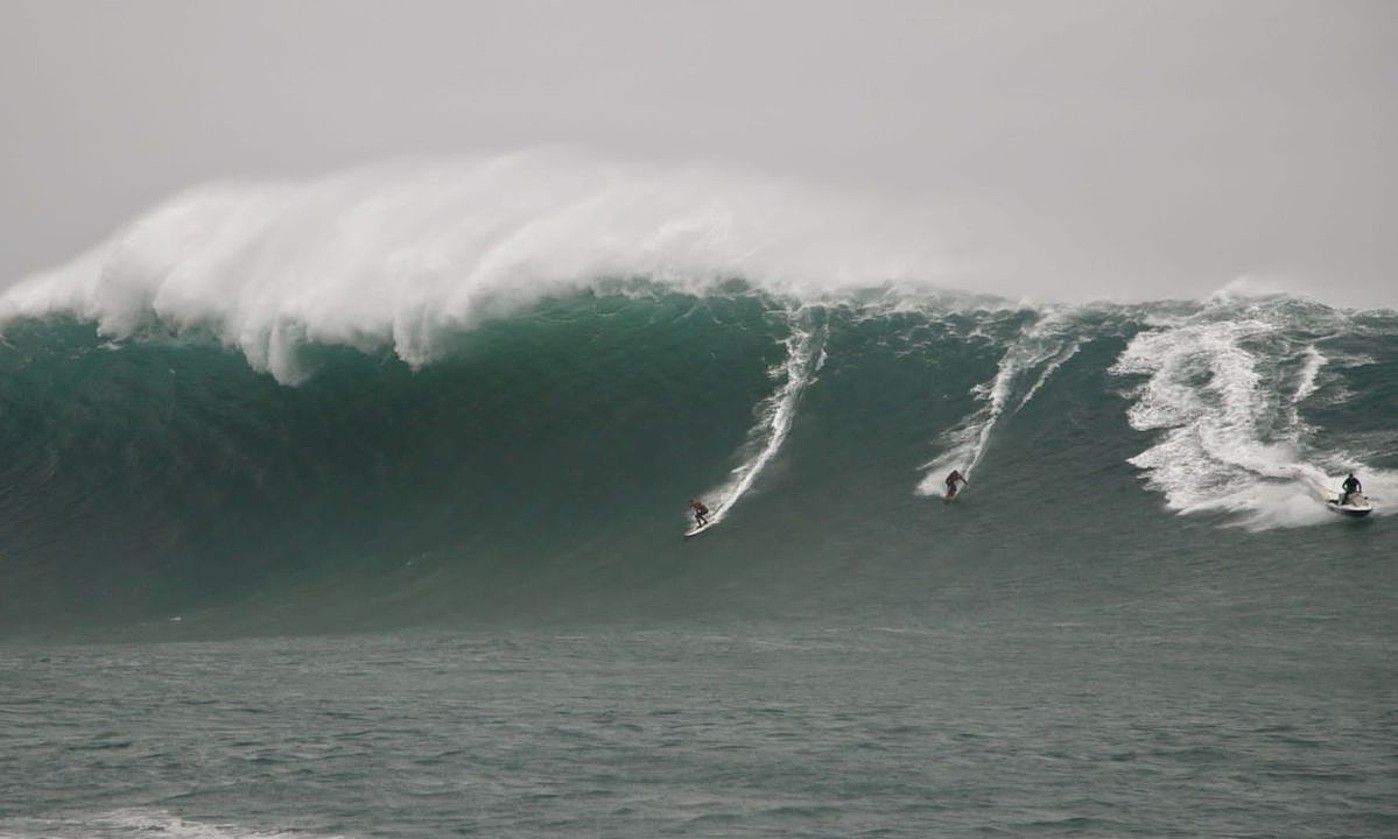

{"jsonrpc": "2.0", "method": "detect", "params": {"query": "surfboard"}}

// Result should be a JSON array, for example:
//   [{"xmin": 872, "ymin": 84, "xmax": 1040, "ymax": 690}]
[
  {"xmin": 684, "ymin": 519, "xmax": 718, "ymax": 538},
  {"xmin": 1327, "ymin": 495, "xmax": 1374, "ymax": 518}
]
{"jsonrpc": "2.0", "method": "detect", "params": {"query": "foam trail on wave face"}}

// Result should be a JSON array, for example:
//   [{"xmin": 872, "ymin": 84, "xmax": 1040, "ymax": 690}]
[
  {"xmin": 1112, "ymin": 308, "xmax": 1394, "ymax": 529},
  {"xmin": 916, "ymin": 311, "xmax": 1079, "ymax": 496},
  {"xmin": 1016, "ymin": 341, "xmax": 1082, "ymax": 412},
  {"xmin": 701, "ymin": 311, "xmax": 827, "ymax": 526},
  {"xmin": 0, "ymin": 151, "xmax": 957, "ymax": 384},
  {"xmin": 1293, "ymin": 345, "xmax": 1326, "ymax": 404}
]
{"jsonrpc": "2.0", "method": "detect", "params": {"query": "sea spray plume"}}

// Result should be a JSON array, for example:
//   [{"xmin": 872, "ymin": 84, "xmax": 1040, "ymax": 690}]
[
  {"xmin": 696, "ymin": 307, "xmax": 828, "ymax": 527},
  {"xmin": 0, "ymin": 151, "xmax": 960, "ymax": 383}
]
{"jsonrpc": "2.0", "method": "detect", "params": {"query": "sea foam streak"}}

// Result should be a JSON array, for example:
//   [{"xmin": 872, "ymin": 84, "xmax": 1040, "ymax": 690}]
[
  {"xmin": 700, "ymin": 311, "xmax": 827, "ymax": 526},
  {"xmin": 0, "ymin": 151, "xmax": 954, "ymax": 384},
  {"xmin": 917, "ymin": 309, "xmax": 1082, "ymax": 496}
]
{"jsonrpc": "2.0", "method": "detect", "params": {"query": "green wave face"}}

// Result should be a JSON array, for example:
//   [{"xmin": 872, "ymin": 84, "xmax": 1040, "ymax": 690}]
[{"xmin": 1, "ymin": 291, "xmax": 1394, "ymax": 638}]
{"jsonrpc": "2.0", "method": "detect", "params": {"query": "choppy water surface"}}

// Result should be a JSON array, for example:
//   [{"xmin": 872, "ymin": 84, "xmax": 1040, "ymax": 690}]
[{"xmin": 4, "ymin": 601, "xmax": 1396, "ymax": 838}]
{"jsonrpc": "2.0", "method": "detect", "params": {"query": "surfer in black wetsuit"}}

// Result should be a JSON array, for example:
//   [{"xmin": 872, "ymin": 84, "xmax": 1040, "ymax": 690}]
[
  {"xmin": 1339, "ymin": 473, "xmax": 1362, "ymax": 506},
  {"xmin": 944, "ymin": 470, "xmax": 967, "ymax": 502},
  {"xmin": 689, "ymin": 498, "xmax": 710, "ymax": 526}
]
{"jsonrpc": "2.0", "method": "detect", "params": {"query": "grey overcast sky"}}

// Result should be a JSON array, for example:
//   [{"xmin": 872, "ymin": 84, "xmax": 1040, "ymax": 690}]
[{"xmin": 3, "ymin": 0, "xmax": 1395, "ymax": 304}]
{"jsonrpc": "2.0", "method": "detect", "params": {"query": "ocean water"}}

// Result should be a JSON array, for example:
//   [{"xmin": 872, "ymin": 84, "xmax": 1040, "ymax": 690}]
[
  {"xmin": 1, "ymin": 156, "xmax": 1396, "ymax": 835},
  {"xmin": 4, "ymin": 612, "xmax": 1396, "ymax": 837}
]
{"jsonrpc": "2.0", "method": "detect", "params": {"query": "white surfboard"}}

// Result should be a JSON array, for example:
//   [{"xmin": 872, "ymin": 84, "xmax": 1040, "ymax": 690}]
[{"xmin": 684, "ymin": 518, "xmax": 719, "ymax": 538}]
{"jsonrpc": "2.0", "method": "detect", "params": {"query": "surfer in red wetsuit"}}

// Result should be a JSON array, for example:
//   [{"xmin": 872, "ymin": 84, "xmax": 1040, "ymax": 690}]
[
  {"xmin": 689, "ymin": 498, "xmax": 710, "ymax": 526},
  {"xmin": 944, "ymin": 470, "xmax": 967, "ymax": 502}
]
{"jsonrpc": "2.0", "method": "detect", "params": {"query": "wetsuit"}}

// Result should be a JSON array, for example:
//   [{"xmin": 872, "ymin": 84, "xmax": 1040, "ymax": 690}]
[{"xmin": 1340, "ymin": 476, "xmax": 1361, "ymax": 505}]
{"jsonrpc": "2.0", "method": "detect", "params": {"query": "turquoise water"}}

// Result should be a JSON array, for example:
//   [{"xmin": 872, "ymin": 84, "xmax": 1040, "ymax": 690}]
[{"xmin": 1, "ymin": 288, "xmax": 1395, "ymax": 835}]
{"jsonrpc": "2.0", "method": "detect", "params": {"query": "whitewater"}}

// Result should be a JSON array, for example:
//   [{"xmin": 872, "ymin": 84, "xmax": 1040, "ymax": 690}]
[{"xmin": 0, "ymin": 151, "xmax": 965, "ymax": 384}]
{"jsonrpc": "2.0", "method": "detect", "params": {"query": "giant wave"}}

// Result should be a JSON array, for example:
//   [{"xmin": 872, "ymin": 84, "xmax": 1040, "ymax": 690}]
[{"xmin": 1, "ymin": 154, "xmax": 1394, "ymax": 637}]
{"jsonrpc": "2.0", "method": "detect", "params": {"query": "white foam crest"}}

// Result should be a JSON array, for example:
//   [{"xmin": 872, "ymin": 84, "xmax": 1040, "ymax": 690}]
[
  {"xmin": 0, "ymin": 151, "xmax": 963, "ymax": 383},
  {"xmin": 916, "ymin": 311, "xmax": 1081, "ymax": 496},
  {"xmin": 1112, "ymin": 312, "xmax": 1393, "ymax": 529},
  {"xmin": 701, "ymin": 311, "xmax": 827, "ymax": 525}
]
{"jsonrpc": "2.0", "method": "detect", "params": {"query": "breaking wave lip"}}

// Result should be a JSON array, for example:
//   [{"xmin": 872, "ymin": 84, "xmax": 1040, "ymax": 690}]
[
  {"xmin": 1111, "ymin": 299, "xmax": 1395, "ymax": 530},
  {"xmin": 6, "ymin": 148, "xmax": 1391, "ymax": 393},
  {"xmin": 0, "ymin": 150, "xmax": 966, "ymax": 384}
]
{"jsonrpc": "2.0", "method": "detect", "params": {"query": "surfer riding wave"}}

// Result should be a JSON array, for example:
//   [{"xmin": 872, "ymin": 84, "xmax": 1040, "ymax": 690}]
[
  {"xmin": 944, "ymin": 470, "xmax": 967, "ymax": 503},
  {"xmin": 689, "ymin": 498, "xmax": 711, "ymax": 527}
]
